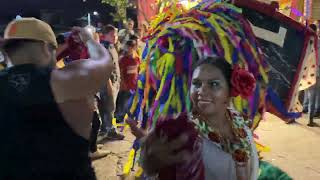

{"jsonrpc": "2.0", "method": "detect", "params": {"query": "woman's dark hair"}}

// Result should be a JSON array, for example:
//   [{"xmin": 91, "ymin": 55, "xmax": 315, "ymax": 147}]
[
  {"xmin": 194, "ymin": 57, "xmax": 232, "ymax": 88},
  {"xmin": 126, "ymin": 40, "xmax": 136, "ymax": 47}
]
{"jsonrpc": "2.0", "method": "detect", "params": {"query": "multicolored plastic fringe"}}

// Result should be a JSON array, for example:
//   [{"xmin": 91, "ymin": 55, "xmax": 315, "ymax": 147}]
[
  {"xmin": 124, "ymin": 0, "xmax": 270, "ymax": 176},
  {"xmin": 128, "ymin": 1, "xmax": 269, "ymax": 130}
]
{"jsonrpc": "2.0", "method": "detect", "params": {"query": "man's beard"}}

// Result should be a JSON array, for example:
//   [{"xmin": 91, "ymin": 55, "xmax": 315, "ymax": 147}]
[{"xmin": 46, "ymin": 55, "xmax": 57, "ymax": 69}]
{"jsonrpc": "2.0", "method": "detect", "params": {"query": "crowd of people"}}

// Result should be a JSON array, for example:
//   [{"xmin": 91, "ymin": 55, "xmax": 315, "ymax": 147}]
[{"xmin": 0, "ymin": 15, "xmax": 142, "ymax": 179}]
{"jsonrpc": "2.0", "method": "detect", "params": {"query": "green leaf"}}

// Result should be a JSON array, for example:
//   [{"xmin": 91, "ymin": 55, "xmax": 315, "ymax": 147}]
[{"xmin": 101, "ymin": 0, "xmax": 130, "ymax": 22}]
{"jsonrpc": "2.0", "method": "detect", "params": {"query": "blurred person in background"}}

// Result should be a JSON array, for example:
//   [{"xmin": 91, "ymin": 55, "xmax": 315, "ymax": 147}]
[
  {"xmin": 0, "ymin": 37, "xmax": 8, "ymax": 70},
  {"xmin": 98, "ymin": 25, "xmax": 125, "ymax": 141},
  {"xmin": 118, "ymin": 18, "xmax": 136, "ymax": 49},
  {"xmin": 304, "ymin": 23, "xmax": 320, "ymax": 126},
  {"xmin": 116, "ymin": 40, "xmax": 141, "ymax": 122}
]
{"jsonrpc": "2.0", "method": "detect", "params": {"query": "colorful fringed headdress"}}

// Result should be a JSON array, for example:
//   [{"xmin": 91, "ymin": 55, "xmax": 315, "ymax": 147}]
[{"xmin": 128, "ymin": 1, "xmax": 269, "ymax": 130}]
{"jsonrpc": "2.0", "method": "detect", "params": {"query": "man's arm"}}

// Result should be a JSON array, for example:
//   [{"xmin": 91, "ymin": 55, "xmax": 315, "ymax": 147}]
[
  {"xmin": 56, "ymin": 43, "xmax": 69, "ymax": 60},
  {"xmin": 106, "ymin": 79, "xmax": 113, "ymax": 96},
  {"xmin": 51, "ymin": 27, "xmax": 114, "ymax": 103}
]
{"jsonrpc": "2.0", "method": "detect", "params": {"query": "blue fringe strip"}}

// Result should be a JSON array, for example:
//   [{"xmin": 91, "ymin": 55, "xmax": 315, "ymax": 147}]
[{"xmin": 266, "ymin": 87, "xmax": 301, "ymax": 119}]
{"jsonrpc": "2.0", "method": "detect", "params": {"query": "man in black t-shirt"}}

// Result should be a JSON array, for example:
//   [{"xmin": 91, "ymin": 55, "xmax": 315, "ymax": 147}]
[{"xmin": 0, "ymin": 18, "xmax": 113, "ymax": 179}]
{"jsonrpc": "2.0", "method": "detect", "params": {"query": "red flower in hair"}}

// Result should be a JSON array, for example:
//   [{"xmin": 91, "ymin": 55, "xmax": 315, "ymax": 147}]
[{"xmin": 231, "ymin": 66, "xmax": 256, "ymax": 98}]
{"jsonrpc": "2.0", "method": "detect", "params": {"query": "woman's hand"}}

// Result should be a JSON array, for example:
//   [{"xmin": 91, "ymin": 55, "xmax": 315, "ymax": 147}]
[
  {"xmin": 126, "ymin": 118, "xmax": 146, "ymax": 139},
  {"xmin": 140, "ymin": 131, "xmax": 191, "ymax": 175},
  {"xmin": 126, "ymin": 117, "xmax": 192, "ymax": 176}
]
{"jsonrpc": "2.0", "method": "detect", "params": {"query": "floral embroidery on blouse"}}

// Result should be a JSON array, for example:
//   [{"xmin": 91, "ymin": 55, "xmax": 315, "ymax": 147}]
[{"xmin": 192, "ymin": 108, "xmax": 251, "ymax": 163}]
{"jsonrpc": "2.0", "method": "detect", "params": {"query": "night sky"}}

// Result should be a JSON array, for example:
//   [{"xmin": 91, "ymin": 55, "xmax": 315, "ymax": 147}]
[{"xmin": 0, "ymin": 0, "xmax": 116, "ymax": 25}]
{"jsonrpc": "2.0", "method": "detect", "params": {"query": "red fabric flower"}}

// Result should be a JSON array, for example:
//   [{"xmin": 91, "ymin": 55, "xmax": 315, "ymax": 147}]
[{"xmin": 231, "ymin": 66, "xmax": 256, "ymax": 98}]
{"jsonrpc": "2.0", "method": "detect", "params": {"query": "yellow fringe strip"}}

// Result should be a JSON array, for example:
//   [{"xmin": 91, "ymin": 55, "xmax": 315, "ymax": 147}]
[
  {"xmin": 123, "ymin": 148, "xmax": 136, "ymax": 175},
  {"xmin": 112, "ymin": 114, "xmax": 129, "ymax": 129}
]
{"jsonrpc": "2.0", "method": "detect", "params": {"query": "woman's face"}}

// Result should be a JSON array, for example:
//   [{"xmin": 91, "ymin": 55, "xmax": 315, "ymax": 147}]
[{"xmin": 190, "ymin": 64, "xmax": 230, "ymax": 117}]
